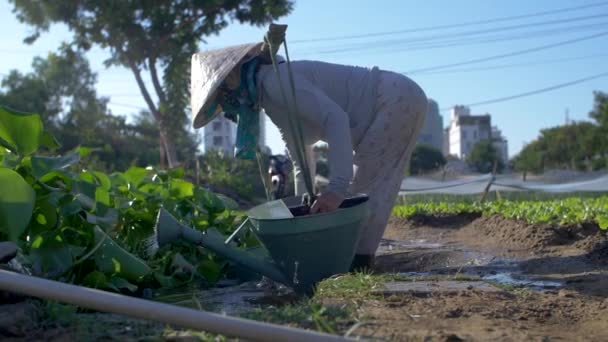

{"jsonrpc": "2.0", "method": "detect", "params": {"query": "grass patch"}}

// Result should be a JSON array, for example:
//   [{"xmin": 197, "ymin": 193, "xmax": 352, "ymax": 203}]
[{"xmin": 314, "ymin": 272, "xmax": 392, "ymax": 301}]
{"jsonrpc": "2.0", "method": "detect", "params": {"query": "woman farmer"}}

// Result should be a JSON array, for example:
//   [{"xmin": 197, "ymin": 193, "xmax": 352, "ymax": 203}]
[{"xmin": 190, "ymin": 38, "xmax": 428, "ymax": 271}]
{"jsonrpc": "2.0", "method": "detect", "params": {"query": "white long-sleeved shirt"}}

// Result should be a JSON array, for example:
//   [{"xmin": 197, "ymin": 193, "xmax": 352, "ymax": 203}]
[{"xmin": 256, "ymin": 60, "xmax": 380, "ymax": 196}]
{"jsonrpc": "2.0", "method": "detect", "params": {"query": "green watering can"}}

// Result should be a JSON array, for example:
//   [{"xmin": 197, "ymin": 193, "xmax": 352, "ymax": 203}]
[{"xmin": 152, "ymin": 194, "xmax": 369, "ymax": 295}]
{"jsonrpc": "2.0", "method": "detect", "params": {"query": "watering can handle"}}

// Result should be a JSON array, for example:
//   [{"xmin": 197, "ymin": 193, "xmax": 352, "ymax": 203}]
[
  {"xmin": 263, "ymin": 24, "xmax": 287, "ymax": 57},
  {"xmin": 263, "ymin": 24, "xmax": 317, "ymax": 205}
]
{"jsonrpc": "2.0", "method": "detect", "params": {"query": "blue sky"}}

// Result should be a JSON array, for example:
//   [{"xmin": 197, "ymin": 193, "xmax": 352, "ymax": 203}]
[{"xmin": 1, "ymin": 0, "xmax": 607, "ymax": 158}]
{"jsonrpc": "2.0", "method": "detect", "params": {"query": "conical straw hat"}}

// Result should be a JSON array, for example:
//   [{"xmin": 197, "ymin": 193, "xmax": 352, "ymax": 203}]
[{"xmin": 190, "ymin": 42, "xmax": 264, "ymax": 129}]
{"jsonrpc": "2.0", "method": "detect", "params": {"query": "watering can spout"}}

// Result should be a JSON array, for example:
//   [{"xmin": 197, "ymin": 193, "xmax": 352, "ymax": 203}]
[{"xmin": 154, "ymin": 209, "xmax": 290, "ymax": 286}]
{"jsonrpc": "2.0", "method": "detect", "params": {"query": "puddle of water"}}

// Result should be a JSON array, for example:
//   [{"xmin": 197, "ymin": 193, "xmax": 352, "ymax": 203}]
[
  {"xmin": 483, "ymin": 273, "xmax": 562, "ymax": 290},
  {"xmin": 380, "ymin": 239, "xmax": 444, "ymax": 252},
  {"xmin": 398, "ymin": 271, "xmax": 562, "ymax": 291},
  {"xmin": 398, "ymin": 271, "xmax": 433, "ymax": 278}
]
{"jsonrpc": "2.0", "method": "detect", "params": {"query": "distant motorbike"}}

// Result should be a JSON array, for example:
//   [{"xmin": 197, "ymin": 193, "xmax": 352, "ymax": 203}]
[{"xmin": 267, "ymin": 155, "xmax": 292, "ymax": 200}]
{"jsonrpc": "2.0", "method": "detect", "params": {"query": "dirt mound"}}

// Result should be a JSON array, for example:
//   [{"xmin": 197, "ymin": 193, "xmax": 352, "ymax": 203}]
[
  {"xmin": 587, "ymin": 240, "xmax": 608, "ymax": 264},
  {"xmin": 461, "ymin": 215, "xmax": 603, "ymax": 252},
  {"xmin": 391, "ymin": 214, "xmax": 607, "ymax": 256}
]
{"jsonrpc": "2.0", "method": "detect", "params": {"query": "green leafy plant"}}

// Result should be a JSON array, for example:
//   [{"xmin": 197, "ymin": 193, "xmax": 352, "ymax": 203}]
[
  {"xmin": 393, "ymin": 196, "xmax": 608, "ymax": 229},
  {"xmin": 0, "ymin": 106, "xmax": 249, "ymax": 293}
]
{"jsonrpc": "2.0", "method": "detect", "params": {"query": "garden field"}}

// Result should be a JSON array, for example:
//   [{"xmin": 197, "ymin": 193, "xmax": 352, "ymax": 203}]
[{"xmin": 2, "ymin": 107, "xmax": 608, "ymax": 341}]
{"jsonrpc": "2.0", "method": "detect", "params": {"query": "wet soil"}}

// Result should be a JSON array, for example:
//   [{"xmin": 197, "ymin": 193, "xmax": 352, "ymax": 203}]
[{"xmin": 360, "ymin": 214, "xmax": 608, "ymax": 341}]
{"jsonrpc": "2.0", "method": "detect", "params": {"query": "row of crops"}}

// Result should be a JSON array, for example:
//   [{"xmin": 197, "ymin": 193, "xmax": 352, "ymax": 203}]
[{"xmin": 394, "ymin": 197, "xmax": 608, "ymax": 229}]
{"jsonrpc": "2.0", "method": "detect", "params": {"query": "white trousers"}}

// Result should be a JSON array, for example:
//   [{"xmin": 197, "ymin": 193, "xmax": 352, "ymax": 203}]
[{"xmin": 350, "ymin": 71, "xmax": 427, "ymax": 255}]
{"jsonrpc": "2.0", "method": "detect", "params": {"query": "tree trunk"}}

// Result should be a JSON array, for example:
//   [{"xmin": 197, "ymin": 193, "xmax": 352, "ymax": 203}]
[
  {"xmin": 160, "ymin": 125, "xmax": 179, "ymax": 168},
  {"xmin": 128, "ymin": 59, "xmax": 179, "ymax": 168}
]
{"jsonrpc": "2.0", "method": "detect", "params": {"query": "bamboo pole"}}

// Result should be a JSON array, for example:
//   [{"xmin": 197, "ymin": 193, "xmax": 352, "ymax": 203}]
[{"xmin": 0, "ymin": 270, "xmax": 348, "ymax": 342}]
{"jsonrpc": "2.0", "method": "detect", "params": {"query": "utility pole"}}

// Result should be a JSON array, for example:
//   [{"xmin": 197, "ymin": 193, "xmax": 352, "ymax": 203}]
[{"xmin": 565, "ymin": 108, "xmax": 570, "ymax": 125}]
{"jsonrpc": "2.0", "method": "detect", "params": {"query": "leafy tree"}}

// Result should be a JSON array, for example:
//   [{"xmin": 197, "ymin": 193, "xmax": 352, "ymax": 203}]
[
  {"xmin": 467, "ymin": 140, "xmax": 504, "ymax": 173},
  {"xmin": 589, "ymin": 91, "xmax": 608, "ymax": 166},
  {"xmin": 512, "ymin": 121, "xmax": 602, "ymax": 173},
  {"xmin": 512, "ymin": 141, "xmax": 544, "ymax": 174},
  {"xmin": 10, "ymin": 0, "xmax": 294, "ymax": 168},
  {"xmin": 590, "ymin": 91, "xmax": 608, "ymax": 128},
  {"xmin": 0, "ymin": 43, "xmax": 107, "ymax": 134},
  {"xmin": 0, "ymin": 46, "xmax": 193, "ymax": 172},
  {"xmin": 409, "ymin": 144, "xmax": 446, "ymax": 175}
]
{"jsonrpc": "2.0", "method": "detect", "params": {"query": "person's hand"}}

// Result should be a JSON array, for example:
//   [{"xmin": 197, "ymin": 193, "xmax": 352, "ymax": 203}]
[{"xmin": 310, "ymin": 191, "xmax": 344, "ymax": 214}]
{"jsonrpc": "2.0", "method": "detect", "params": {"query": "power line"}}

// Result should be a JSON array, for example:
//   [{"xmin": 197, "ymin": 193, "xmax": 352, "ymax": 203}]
[
  {"xmin": 108, "ymin": 102, "xmax": 147, "ymax": 111},
  {"xmin": 403, "ymin": 31, "xmax": 608, "ymax": 75},
  {"xmin": 317, "ymin": 13, "xmax": 608, "ymax": 54},
  {"xmin": 440, "ymin": 71, "xmax": 608, "ymax": 111},
  {"xmin": 393, "ymin": 23, "xmax": 608, "ymax": 53},
  {"xmin": 291, "ymin": 1, "xmax": 608, "ymax": 43},
  {"xmin": 414, "ymin": 53, "xmax": 608, "ymax": 75},
  {"xmin": 315, "ymin": 21, "xmax": 608, "ymax": 56},
  {"xmin": 104, "ymin": 94, "xmax": 143, "ymax": 97}
]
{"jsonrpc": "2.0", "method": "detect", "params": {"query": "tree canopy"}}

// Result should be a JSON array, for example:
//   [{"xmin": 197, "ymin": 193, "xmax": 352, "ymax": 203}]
[
  {"xmin": 512, "ymin": 92, "xmax": 608, "ymax": 173},
  {"xmin": 0, "ymin": 46, "xmax": 195, "ymax": 171},
  {"xmin": 409, "ymin": 144, "xmax": 446, "ymax": 175},
  {"xmin": 10, "ymin": 0, "xmax": 294, "ymax": 167},
  {"xmin": 467, "ymin": 140, "xmax": 504, "ymax": 174}
]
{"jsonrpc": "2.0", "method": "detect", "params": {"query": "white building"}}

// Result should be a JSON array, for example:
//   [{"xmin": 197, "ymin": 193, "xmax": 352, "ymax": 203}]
[
  {"xmin": 202, "ymin": 112, "xmax": 268, "ymax": 156},
  {"xmin": 442, "ymin": 127, "xmax": 450, "ymax": 156},
  {"xmin": 417, "ymin": 99, "xmax": 444, "ymax": 151},
  {"xmin": 203, "ymin": 115, "xmax": 236, "ymax": 156},
  {"xmin": 491, "ymin": 126, "xmax": 509, "ymax": 166},
  {"xmin": 447, "ymin": 105, "xmax": 492, "ymax": 160}
]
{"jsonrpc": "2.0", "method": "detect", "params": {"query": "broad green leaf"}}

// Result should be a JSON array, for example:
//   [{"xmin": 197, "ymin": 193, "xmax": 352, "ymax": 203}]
[
  {"xmin": 95, "ymin": 187, "xmax": 111, "ymax": 207},
  {"xmin": 79, "ymin": 171, "xmax": 97, "ymax": 184},
  {"xmin": 169, "ymin": 179, "xmax": 194, "ymax": 199},
  {"xmin": 61, "ymin": 199, "xmax": 83, "ymax": 216},
  {"xmin": 76, "ymin": 146, "xmax": 94, "ymax": 158},
  {"xmin": 86, "ymin": 210, "xmax": 118, "ymax": 228},
  {"xmin": 216, "ymin": 194, "xmax": 239, "ymax": 211},
  {"xmin": 93, "ymin": 226, "xmax": 151, "ymax": 281},
  {"xmin": 124, "ymin": 167, "xmax": 151, "ymax": 187},
  {"xmin": 194, "ymin": 188, "xmax": 225, "ymax": 213},
  {"xmin": 73, "ymin": 180, "xmax": 97, "ymax": 205},
  {"xmin": 109, "ymin": 173, "xmax": 128, "ymax": 188},
  {"xmin": 30, "ymin": 200, "xmax": 59, "ymax": 235},
  {"xmin": 40, "ymin": 131, "xmax": 61, "ymax": 151},
  {"xmin": 169, "ymin": 168, "xmax": 185, "ymax": 179},
  {"xmin": 0, "ymin": 168, "xmax": 35, "ymax": 241},
  {"xmin": 197, "ymin": 259, "xmax": 222, "ymax": 283},
  {"xmin": 110, "ymin": 277, "xmax": 138, "ymax": 292},
  {"xmin": 39, "ymin": 170, "xmax": 73, "ymax": 190},
  {"xmin": 93, "ymin": 171, "xmax": 111, "ymax": 190},
  {"xmin": 154, "ymin": 272, "xmax": 187, "ymax": 289},
  {"xmin": 0, "ymin": 106, "xmax": 44, "ymax": 156},
  {"xmin": 74, "ymin": 193, "xmax": 95, "ymax": 211},
  {"xmin": 598, "ymin": 215, "xmax": 608, "ymax": 230},
  {"xmin": 31, "ymin": 153, "xmax": 80, "ymax": 179},
  {"xmin": 29, "ymin": 234, "xmax": 79, "ymax": 277}
]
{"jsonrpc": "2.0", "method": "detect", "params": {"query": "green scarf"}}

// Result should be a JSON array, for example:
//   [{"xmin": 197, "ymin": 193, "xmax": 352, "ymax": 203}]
[
  {"xmin": 201, "ymin": 57, "xmax": 261, "ymax": 160},
  {"xmin": 221, "ymin": 57, "xmax": 262, "ymax": 160}
]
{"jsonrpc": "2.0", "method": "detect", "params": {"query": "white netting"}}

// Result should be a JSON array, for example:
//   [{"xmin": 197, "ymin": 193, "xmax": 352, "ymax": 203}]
[{"xmin": 400, "ymin": 173, "xmax": 608, "ymax": 195}]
